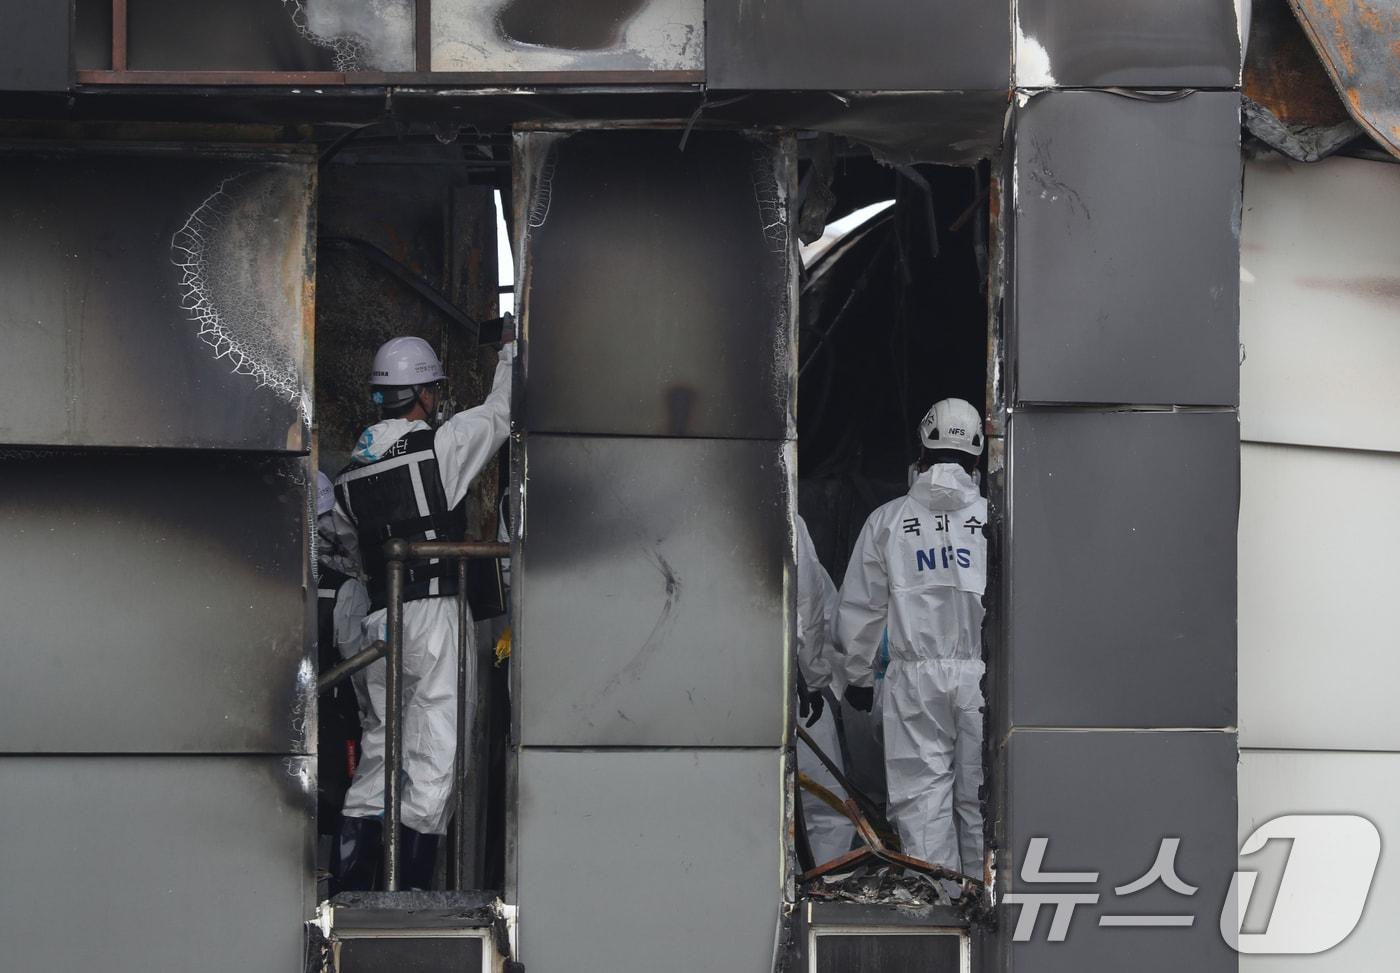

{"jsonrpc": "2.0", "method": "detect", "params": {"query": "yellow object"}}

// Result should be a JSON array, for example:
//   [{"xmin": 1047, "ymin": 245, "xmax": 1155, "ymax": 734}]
[{"xmin": 494, "ymin": 626, "xmax": 512, "ymax": 666}]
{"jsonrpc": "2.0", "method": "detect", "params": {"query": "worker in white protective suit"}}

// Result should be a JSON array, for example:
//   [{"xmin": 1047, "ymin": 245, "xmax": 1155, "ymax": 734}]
[
  {"xmin": 794, "ymin": 515, "xmax": 858, "ymax": 866},
  {"xmin": 314, "ymin": 472, "xmax": 370, "ymax": 843},
  {"xmin": 837, "ymin": 397, "xmax": 988, "ymax": 882},
  {"xmin": 328, "ymin": 328, "xmax": 513, "ymax": 892}
]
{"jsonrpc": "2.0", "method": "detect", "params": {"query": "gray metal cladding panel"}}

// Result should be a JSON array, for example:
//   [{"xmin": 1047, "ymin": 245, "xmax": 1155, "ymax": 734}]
[
  {"xmin": 0, "ymin": 148, "xmax": 312, "ymax": 451},
  {"xmin": 516, "ymin": 749, "xmax": 783, "ymax": 973},
  {"xmin": 0, "ymin": 755, "xmax": 313, "ymax": 972},
  {"xmin": 1015, "ymin": 0, "xmax": 1240, "ymax": 88},
  {"xmin": 706, "ymin": 0, "xmax": 1010, "ymax": 91},
  {"xmin": 338, "ymin": 937, "xmax": 485, "ymax": 970},
  {"xmin": 518, "ymin": 435, "xmax": 791, "ymax": 747},
  {"xmin": 816, "ymin": 933, "xmax": 961, "ymax": 971},
  {"xmin": 0, "ymin": 450, "xmax": 312, "ymax": 753},
  {"xmin": 1004, "ymin": 731, "xmax": 1237, "ymax": 973},
  {"xmin": 517, "ymin": 129, "xmax": 794, "ymax": 440},
  {"xmin": 0, "ymin": 1, "xmax": 70, "ymax": 91},
  {"xmin": 1011, "ymin": 91, "xmax": 1241, "ymax": 406},
  {"xmin": 1007, "ymin": 410, "xmax": 1237, "ymax": 729}
]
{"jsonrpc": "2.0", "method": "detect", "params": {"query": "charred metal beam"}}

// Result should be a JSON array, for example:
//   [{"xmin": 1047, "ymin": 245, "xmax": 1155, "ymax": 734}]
[{"xmin": 321, "ymin": 236, "xmax": 504, "ymax": 344}]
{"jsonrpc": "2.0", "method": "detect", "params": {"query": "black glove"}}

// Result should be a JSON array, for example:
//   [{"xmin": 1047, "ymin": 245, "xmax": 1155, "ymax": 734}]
[
  {"xmin": 798, "ymin": 687, "xmax": 825, "ymax": 728},
  {"xmin": 844, "ymin": 684, "xmax": 874, "ymax": 713}
]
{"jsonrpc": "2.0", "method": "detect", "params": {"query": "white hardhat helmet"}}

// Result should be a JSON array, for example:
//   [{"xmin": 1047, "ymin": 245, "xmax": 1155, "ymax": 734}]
[
  {"xmin": 369, "ymin": 336, "xmax": 444, "ymax": 387},
  {"xmin": 918, "ymin": 397, "xmax": 984, "ymax": 457},
  {"xmin": 316, "ymin": 471, "xmax": 336, "ymax": 517}
]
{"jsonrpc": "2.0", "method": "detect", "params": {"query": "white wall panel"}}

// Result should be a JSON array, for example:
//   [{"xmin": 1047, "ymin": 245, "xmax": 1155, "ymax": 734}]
[
  {"xmin": 1239, "ymin": 442, "xmax": 1400, "ymax": 750},
  {"xmin": 1240, "ymin": 156, "xmax": 1400, "ymax": 452},
  {"xmin": 1239, "ymin": 750, "xmax": 1400, "ymax": 972}
]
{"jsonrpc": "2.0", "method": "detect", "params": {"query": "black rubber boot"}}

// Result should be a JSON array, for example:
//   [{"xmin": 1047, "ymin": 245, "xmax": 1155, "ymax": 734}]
[
  {"xmin": 329, "ymin": 815, "xmax": 383, "ymax": 895},
  {"xmin": 398, "ymin": 826, "xmax": 441, "ymax": 891}
]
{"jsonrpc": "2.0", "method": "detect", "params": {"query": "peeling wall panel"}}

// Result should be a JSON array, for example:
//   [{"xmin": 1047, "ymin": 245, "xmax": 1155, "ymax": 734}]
[
  {"xmin": 1006, "ymin": 731, "xmax": 1238, "ymax": 973},
  {"xmin": 1008, "ymin": 411, "xmax": 1238, "ymax": 729},
  {"xmin": 517, "ymin": 129, "xmax": 795, "ymax": 440},
  {"xmin": 1010, "ymin": 91, "xmax": 1241, "ymax": 407},
  {"xmin": 0, "ymin": 147, "xmax": 313, "ymax": 451},
  {"xmin": 515, "ymin": 749, "xmax": 783, "ymax": 973},
  {"xmin": 1239, "ymin": 443, "xmax": 1400, "ymax": 751},
  {"xmin": 517, "ymin": 435, "xmax": 791, "ymax": 747},
  {"xmin": 706, "ymin": 0, "xmax": 1010, "ymax": 91},
  {"xmin": 0, "ymin": 450, "xmax": 311, "ymax": 754},
  {"xmin": 432, "ymin": 0, "xmax": 702, "ymax": 73},
  {"xmin": 1240, "ymin": 155, "xmax": 1400, "ymax": 452},
  {"xmin": 1015, "ymin": 0, "xmax": 1240, "ymax": 88},
  {"xmin": 0, "ymin": 755, "xmax": 313, "ymax": 972}
]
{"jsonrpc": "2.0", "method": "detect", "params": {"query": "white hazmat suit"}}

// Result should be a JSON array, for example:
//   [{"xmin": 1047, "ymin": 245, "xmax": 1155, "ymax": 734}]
[
  {"xmin": 333, "ymin": 344, "xmax": 513, "ymax": 836},
  {"xmin": 837, "ymin": 462, "xmax": 987, "ymax": 877},
  {"xmin": 794, "ymin": 516, "xmax": 857, "ymax": 865}
]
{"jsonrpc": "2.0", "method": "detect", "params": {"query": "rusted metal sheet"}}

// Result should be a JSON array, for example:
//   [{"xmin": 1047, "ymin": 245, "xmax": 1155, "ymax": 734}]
[
  {"xmin": 1244, "ymin": 0, "xmax": 1361, "ymax": 160},
  {"xmin": 1288, "ymin": 0, "xmax": 1400, "ymax": 159}
]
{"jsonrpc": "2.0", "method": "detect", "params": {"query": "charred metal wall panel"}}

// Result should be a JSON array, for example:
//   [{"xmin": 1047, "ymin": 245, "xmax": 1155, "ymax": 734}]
[
  {"xmin": 0, "ymin": 148, "xmax": 313, "ymax": 451},
  {"xmin": 706, "ymin": 0, "xmax": 1010, "ymax": 91},
  {"xmin": 124, "ymin": 0, "xmax": 414, "ymax": 72},
  {"xmin": 1015, "ymin": 0, "xmax": 1240, "ymax": 88},
  {"xmin": 517, "ymin": 435, "xmax": 790, "ymax": 747},
  {"xmin": 1006, "ymin": 411, "xmax": 1237, "ymax": 729},
  {"xmin": 518, "ymin": 129, "xmax": 794, "ymax": 440},
  {"xmin": 0, "ymin": 0, "xmax": 70, "ymax": 91},
  {"xmin": 512, "ymin": 128, "xmax": 794, "ymax": 973},
  {"xmin": 0, "ymin": 450, "xmax": 312, "ymax": 753},
  {"xmin": 1004, "ymin": 731, "xmax": 1237, "ymax": 973},
  {"xmin": 1010, "ymin": 91, "xmax": 1241, "ymax": 407},
  {"xmin": 432, "ymin": 0, "xmax": 702, "ymax": 73},
  {"xmin": 0, "ymin": 755, "xmax": 312, "ymax": 972},
  {"xmin": 515, "ymin": 749, "xmax": 783, "ymax": 972},
  {"xmin": 1000, "ymin": 43, "xmax": 1241, "ymax": 971}
]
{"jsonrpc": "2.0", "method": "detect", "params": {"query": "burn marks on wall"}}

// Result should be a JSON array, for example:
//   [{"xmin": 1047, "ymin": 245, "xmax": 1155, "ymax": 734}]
[
  {"xmin": 172, "ymin": 171, "xmax": 304, "ymax": 407},
  {"xmin": 516, "ymin": 435, "xmax": 791, "ymax": 747},
  {"xmin": 0, "ymin": 448, "xmax": 311, "ymax": 754},
  {"xmin": 516, "ymin": 129, "xmax": 795, "ymax": 440},
  {"xmin": 432, "ymin": 0, "xmax": 702, "ymax": 72},
  {"xmin": 0, "ymin": 149, "xmax": 313, "ymax": 451},
  {"xmin": 121, "ymin": 0, "xmax": 413, "ymax": 72}
]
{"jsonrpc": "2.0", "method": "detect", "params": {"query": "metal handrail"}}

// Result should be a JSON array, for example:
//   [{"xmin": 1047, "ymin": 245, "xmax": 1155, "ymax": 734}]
[{"xmin": 381, "ymin": 537, "xmax": 509, "ymax": 891}]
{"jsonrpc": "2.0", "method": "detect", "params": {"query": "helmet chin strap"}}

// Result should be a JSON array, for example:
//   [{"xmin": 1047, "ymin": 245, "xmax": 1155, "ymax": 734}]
[{"xmin": 414, "ymin": 383, "xmax": 447, "ymax": 428}]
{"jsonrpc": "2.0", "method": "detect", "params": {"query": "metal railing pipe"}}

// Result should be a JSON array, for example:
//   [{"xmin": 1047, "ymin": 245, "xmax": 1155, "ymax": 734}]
[
  {"xmin": 382, "ymin": 538, "xmax": 409, "ymax": 891},
  {"xmin": 316, "ymin": 640, "xmax": 387, "ymax": 695},
  {"xmin": 448, "ymin": 556, "xmax": 471, "ymax": 890},
  {"xmin": 403, "ymin": 540, "xmax": 509, "ymax": 560}
]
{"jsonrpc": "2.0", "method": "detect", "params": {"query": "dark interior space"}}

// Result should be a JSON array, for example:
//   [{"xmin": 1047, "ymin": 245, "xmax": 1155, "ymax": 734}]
[{"xmin": 797, "ymin": 154, "xmax": 990, "ymax": 581}]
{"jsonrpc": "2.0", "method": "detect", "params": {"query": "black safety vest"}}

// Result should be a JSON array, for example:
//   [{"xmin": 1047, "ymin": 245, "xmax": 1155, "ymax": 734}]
[{"xmin": 335, "ymin": 428, "xmax": 466, "ymax": 611}]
